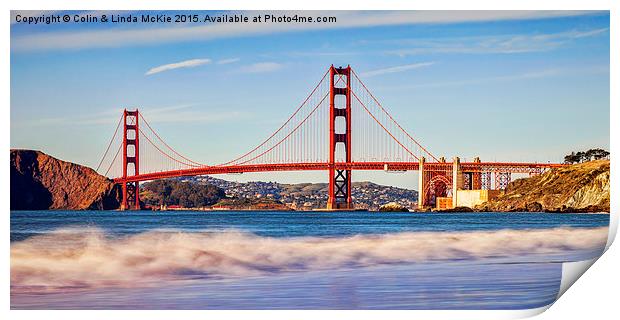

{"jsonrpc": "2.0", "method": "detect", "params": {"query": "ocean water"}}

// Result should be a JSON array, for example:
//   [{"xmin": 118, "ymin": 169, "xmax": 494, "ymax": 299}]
[{"xmin": 10, "ymin": 210, "xmax": 609, "ymax": 309}]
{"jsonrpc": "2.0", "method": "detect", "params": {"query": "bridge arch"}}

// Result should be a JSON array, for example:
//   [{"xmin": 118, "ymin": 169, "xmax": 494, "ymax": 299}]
[{"xmin": 424, "ymin": 174, "xmax": 452, "ymax": 207}]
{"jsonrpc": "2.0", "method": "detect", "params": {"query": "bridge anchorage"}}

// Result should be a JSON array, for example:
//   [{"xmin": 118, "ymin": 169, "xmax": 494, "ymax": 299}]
[{"xmin": 96, "ymin": 65, "xmax": 565, "ymax": 211}]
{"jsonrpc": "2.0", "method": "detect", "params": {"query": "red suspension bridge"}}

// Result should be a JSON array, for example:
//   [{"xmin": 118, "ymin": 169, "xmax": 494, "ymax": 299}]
[{"xmin": 96, "ymin": 65, "xmax": 564, "ymax": 210}]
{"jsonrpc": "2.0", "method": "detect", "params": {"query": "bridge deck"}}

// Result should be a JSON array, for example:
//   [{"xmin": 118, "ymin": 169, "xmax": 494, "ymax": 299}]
[{"xmin": 114, "ymin": 161, "xmax": 565, "ymax": 183}]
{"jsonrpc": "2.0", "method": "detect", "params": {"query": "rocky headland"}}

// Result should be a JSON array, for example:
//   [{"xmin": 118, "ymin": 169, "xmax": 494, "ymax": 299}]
[
  {"xmin": 476, "ymin": 160, "xmax": 609, "ymax": 213},
  {"xmin": 10, "ymin": 149, "xmax": 121, "ymax": 210}
]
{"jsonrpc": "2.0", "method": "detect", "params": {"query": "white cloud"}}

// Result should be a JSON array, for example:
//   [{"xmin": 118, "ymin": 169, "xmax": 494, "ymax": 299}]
[
  {"xmin": 143, "ymin": 110, "xmax": 248, "ymax": 124},
  {"xmin": 238, "ymin": 62, "xmax": 283, "ymax": 73},
  {"xmin": 361, "ymin": 62, "xmax": 435, "ymax": 77},
  {"xmin": 145, "ymin": 58, "xmax": 211, "ymax": 76},
  {"xmin": 392, "ymin": 66, "xmax": 608, "ymax": 90},
  {"xmin": 217, "ymin": 58, "xmax": 240, "ymax": 65},
  {"xmin": 384, "ymin": 28, "xmax": 609, "ymax": 56},
  {"xmin": 286, "ymin": 51, "xmax": 359, "ymax": 57},
  {"xmin": 11, "ymin": 11, "xmax": 602, "ymax": 52},
  {"xmin": 11, "ymin": 104, "xmax": 247, "ymax": 128},
  {"xmin": 532, "ymin": 28, "xmax": 609, "ymax": 41}
]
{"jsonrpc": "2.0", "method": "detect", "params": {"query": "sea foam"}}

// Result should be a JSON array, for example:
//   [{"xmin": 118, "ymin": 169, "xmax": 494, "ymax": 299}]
[{"xmin": 11, "ymin": 226, "xmax": 608, "ymax": 292}]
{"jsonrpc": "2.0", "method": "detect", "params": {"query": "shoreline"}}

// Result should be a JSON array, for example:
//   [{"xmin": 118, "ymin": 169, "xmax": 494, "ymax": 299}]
[{"xmin": 9, "ymin": 208, "xmax": 610, "ymax": 214}]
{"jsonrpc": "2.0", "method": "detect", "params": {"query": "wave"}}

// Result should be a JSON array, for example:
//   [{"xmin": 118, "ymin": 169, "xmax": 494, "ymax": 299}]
[{"xmin": 11, "ymin": 227, "xmax": 608, "ymax": 292}]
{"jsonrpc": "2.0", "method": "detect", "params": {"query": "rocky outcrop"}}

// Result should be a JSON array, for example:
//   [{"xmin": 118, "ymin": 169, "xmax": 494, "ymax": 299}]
[
  {"xmin": 379, "ymin": 202, "xmax": 409, "ymax": 212},
  {"xmin": 477, "ymin": 160, "xmax": 609, "ymax": 213},
  {"xmin": 435, "ymin": 206, "xmax": 474, "ymax": 213},
  {"xmin": 10, "ymin": 149, "xmax": 121, "ymax": 210}
]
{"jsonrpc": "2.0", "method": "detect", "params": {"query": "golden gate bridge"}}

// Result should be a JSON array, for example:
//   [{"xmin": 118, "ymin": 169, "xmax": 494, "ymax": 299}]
[{"xmin": 96, "ymin": 65, "xmax": 564, "ymax": 210}]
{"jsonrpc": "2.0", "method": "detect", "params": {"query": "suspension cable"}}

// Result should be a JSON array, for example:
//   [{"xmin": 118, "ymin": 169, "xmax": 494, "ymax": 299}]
[
  {"xmin": 96, "ymin": 113, "xmax": 123, "ymax": 172},
  {"xmin": 139, "ymin": 130, "xmax": 203, "ymax": 169},
  {"xmin": 139, "ymin": 113, "xmax": 205, "ymax": 167},
  {"xmin": 236, "ymin": 92, "xmax": 329, "ymax": 166},
  {"xmin": 351, "ymin": 89, "xmax": 420, "ymax": 162},
  {"xmin": 217, "ymin": 68, "xmax": 330, "ymax": 166},
  {"xmin": 351, "ymin": 69, "xmax": 439, "ymax": 162},
  {"xmin": 104, "ymin": 143, "xmax": 122, "ymax": 177}
]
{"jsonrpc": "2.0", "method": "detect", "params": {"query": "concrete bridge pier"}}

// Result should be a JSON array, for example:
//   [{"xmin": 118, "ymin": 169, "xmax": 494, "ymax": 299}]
[
  {"xmin": 452, "ymin": 157, "xmax": 462, "ymax": 208},
  {"xmin": 417, "ymin": 157, "xmax": 425, "ymax": 209}
]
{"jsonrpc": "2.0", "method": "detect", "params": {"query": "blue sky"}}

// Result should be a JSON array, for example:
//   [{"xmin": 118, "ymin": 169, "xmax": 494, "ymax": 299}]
[{"xmin": 10, "ymin": 11, "xmax": 610, "ymax": 189}]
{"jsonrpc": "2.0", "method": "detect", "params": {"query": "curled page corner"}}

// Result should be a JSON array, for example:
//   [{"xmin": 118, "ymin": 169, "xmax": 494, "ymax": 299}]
[
  {"xmin": 512, "ymin": 304, "xmax": 553, "ymax": 319},
  {"xmin": 556, "ymin": 214, "xmax": 614, "ymax": 304},
  {"xmin": 558, "ymin": 258, "xmax": 598, "ymax": 300},
  {"xmin": 605, "ymin": 212, "xmax": 618, "ymax": 251}
]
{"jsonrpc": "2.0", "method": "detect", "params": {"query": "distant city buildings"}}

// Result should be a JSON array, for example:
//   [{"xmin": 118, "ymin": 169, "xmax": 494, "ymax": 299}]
[{"xmin": 178, "ymin": 176, "xmax": 418, "ymax": 210}]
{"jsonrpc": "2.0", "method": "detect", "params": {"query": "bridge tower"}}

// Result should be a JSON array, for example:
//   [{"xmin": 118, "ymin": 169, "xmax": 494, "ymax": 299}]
[
  {"xmin": 327, "ymin": 65, "xmax": 353, "ymax": 210},
  {"xmin": 121, "ymin": 109, "xmax": 140, "ymax": 210}
]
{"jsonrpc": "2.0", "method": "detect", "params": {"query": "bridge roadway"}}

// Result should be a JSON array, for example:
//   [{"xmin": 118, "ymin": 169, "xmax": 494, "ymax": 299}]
[{"xmin": 113, "ymin": 161, "xmax": 565, "ymax": 183}]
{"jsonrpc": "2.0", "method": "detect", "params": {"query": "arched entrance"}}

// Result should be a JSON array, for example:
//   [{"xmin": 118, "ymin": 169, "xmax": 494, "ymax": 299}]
[{"xmin": 423, "ymin": 175, "xmax": 452, "ymax": 207}]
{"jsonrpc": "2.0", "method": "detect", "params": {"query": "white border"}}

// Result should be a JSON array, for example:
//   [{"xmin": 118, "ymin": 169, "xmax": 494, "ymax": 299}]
[{"xmin": 3, "ymin": 1, "xmax": 617, "ymax": 319}]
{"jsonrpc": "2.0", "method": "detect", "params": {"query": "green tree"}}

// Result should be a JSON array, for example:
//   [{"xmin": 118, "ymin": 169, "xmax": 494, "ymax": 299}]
[
  {"xmin": 585, "ymin": 148, "xmax": 610, "ymax": 161},
  {"xmin": 140, "ymin": 179, "xmax": 225, "ymax": 207},
  {"xmin": 564, "ymin": 149, "xmax": 609, "ymax": 164}
]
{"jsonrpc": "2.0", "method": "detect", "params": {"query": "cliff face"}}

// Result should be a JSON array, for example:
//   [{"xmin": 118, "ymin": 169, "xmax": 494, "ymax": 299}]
[
  {"xmin": 10, "ymin": 149, "xmax": 121, "ymax": 210},
  {"xmin": 477, "ymin": 160, "xmax": 610, "ymax": 213}
]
